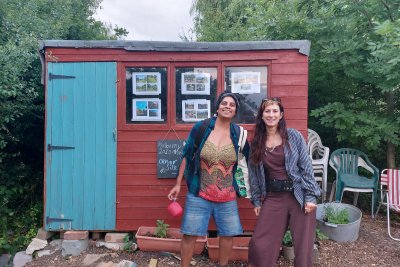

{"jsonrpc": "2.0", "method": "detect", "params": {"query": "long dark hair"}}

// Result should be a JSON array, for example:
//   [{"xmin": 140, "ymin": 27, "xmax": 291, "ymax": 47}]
[{"xmin": 250, "ymin": 100, "xmax": 288, "ymax": 164}]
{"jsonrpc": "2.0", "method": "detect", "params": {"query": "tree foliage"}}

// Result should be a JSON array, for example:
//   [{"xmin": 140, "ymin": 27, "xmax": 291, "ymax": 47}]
[
  {"xmin": 191, "ymin": 0, "xmax": 400, "ymax": 168},
  {"xmin": 0, "ymin": 0, "xmax": 127, "ymax": 253}
]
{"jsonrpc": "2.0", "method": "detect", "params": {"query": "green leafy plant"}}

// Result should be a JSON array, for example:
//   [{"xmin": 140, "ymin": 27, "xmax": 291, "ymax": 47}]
[
  {"xmin": 282, "ymin": 230, "xmax": 293, "ymax": 247},
  {"xmin": 154, "ymin": 220, "xmax": 169, "ymax": 238},
  {"xmin": 316, "ymin": 228, "xmax": 328, "ymax": 241},
  {"xmin": 283, "ymin": 228, "xmax": 328, "ymax": 247},
  {"xmin": 323, "ymin": 205, "xmax": 350, "ymax": 224},
  {"xmin": 122, "ymin": 233, "xmax": 135, "ymax": 252}
]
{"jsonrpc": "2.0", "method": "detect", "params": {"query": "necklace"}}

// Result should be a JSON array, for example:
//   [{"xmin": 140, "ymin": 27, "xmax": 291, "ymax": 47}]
[{"xmin": 265, "ymin": 146, "xmax": 276, "ymax": 153}]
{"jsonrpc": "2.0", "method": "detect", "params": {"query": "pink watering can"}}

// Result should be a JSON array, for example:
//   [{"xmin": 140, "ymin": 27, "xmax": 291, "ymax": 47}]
[{"xmin": 168, "ymin": 199, "xmax": 183, "ymax": 217}]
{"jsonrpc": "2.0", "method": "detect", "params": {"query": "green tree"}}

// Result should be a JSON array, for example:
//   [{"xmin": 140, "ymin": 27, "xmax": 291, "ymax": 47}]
[
  {"xmin": 0, "ymin": 0, "xmax": 127, "ymax": 253},
  {"xmin": 190, "ymin": 0, "xmax": 400, "ymax": 168}
]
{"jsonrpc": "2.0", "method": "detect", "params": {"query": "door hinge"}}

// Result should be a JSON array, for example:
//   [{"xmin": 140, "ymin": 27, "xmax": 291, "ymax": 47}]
[
  {"xmin": 47, "ymin": 144, "xmax": 75, "ymax": 151},
  {"xmin": 49, "ymin": 72, "xmax": 76, "ymax": 80}
]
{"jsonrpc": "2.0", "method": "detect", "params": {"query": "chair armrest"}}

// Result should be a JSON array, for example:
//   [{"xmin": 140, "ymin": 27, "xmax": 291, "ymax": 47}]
[
  {"xmin": 320, "ymin": 146, "xmax": 330, "ymax": 161},
  {"xmin": 359, "ymin": 157, "xmax": 379, "ymax": 182}
]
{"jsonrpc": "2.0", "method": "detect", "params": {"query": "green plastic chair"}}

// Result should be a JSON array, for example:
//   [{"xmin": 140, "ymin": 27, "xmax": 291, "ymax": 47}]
[{"xmin": 329, "ymin": 148, "xmax": 379, "ymax": 217}]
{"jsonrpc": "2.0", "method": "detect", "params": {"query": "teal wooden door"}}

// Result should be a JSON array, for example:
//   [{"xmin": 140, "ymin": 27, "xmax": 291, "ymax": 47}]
[{"xmin": 45, "ymin": 62, "xmax": 117, "ymax": 230}]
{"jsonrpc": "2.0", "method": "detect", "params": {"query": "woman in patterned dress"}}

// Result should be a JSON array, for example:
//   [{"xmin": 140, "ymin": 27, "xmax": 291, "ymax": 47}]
[{"xmin": 168, "ymin": 92, "xmax": 249, "ymax": 267}]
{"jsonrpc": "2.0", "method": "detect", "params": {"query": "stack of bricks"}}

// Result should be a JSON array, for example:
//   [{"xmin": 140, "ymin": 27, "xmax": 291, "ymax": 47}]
[{"xmin": 62, "ymin": 231, "xmax": 89, "ymax": 256}]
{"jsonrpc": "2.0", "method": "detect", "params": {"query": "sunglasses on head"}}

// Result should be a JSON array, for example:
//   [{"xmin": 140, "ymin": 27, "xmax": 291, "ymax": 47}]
[{"xmin": 262, "ymin": 97, "xmax": 281, "ymax": 103}]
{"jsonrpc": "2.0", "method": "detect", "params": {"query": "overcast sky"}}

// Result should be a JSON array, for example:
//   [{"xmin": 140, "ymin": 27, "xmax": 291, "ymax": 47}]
[{"xmin": 93, "ymin": 0, "xmax": 195, "ymax": 41}]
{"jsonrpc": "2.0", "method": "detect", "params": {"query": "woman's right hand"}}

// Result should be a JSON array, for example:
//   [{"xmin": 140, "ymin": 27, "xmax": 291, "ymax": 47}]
[
  {"xmin": 254, "ymin": 207, "xmax": 261, "ymax": 216},
  {"xmin": 168, "ymin": 184, "xmax": 181, "ymax": 200}
]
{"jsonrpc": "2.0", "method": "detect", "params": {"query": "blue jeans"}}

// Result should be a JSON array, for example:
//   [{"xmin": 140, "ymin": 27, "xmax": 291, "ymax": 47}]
[{"xmin": 181, "ymin": 193, "xmax": 243, "ymax": 236}]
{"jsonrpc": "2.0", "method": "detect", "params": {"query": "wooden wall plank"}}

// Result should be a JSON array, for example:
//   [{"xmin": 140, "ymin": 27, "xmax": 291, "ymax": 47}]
[
  {"xmin": 271, "ymin": 86, "xmax": 307, "ymax": 96},
  {"xmin": 271, "ymin": 63, "xmax": 308, "ymax": 74},
  {"xmin": 271, "ymin": 74, "xmax": 308, "ymax": 86},
  {"xmin": 118, "ymin": 131, "xmax": 189, "ymax": 142},
  {"xmin": 118, "ymin": 164, "xmax": 156, "ymax": 175},
  {"xmin": 118, "ymin": 175, "xmax": 178, "ymax": 185},
  {"xmin": 118, "ymin": 153, "xmax": 156, "ymax": 164},
  {"xmin": 118, "ymin": 142, "xmax": 156, "ymax": 153},
  {"xmin": 117, "ymin": 185, "xmax": 171, "ymax": 196},
  {"xmin": 281, "ymin": 96, "xmax": 308, "ymax": 108},
  {"xmin": 284, "ymin": 109, "xmax": 308, "ymax": 120}
]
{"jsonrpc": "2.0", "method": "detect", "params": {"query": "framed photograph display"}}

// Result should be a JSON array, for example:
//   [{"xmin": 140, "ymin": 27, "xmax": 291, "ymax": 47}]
[
  {"xmin": 132, "ymin": 98, "xmax": 163, "ymax": 121},
  {"xmin": 182, "ymin": 99, "xmax": 210, "ymax": 122},
  {"xmin": 231, "ymin": 71, "xmax": 261, "ymax": 94},
  {"xmin": 181, "ymin": 72, "xmax": 210, "ymax": 95},
  {"xmin": 132, "ymin": 72, "xmax": 161, "ymax": 95}
]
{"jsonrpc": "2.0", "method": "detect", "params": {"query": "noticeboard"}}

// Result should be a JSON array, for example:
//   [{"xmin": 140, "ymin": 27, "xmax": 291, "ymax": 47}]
[{"xmin": 157, "ymin": 140, "xmax": 185, "ymax": 178}]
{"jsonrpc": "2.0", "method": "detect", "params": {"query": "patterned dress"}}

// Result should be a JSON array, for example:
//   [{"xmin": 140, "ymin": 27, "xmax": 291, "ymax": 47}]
[{"xmin": 199, "ymin": 139, "xmax": 237, "ymax": 202}]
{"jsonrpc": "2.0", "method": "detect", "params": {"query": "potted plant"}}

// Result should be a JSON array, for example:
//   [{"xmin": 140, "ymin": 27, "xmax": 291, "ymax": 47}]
[
  {"xmin": 207, "ymin": 236, "xmax": 251, "ymax": 262},
  {"xmin": 281, "ymin": 229, "xmax": 327, "ymax": 262},
  {"xmin": 281, "ymin": 230, "xmax": 295, "ymax": 260},
  {"xmin": 316, "ymin": 202, "xmax": 362, "ymax": 242},
  {"xmin": 135, "ymin": 219, "xmax": 207, "ymax": 254}
]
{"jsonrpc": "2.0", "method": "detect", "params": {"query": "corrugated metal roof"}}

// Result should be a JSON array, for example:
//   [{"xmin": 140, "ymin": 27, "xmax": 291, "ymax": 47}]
[{"xmin": 39, "ymin": 40, "xmax": 311, "ymax": 56}]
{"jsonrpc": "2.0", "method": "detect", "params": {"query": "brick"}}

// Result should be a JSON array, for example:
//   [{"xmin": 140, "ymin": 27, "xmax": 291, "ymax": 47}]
[
  {"xmin": 64, "ymin": 230, "xmax": 89, "ymax": 240},
  {"xmin": 105, "ymin": 233, "xmax": 128, "ymax": 243}
]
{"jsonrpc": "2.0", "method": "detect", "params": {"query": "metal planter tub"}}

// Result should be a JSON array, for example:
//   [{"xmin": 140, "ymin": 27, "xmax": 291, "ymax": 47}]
[{"xmin": 316, "ymin": 203, "xmax": 362, "ymax": 242}]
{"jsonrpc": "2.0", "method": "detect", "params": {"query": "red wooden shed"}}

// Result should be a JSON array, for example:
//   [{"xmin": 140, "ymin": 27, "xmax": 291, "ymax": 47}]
[{"xmin": 39, "ymin": 40, "xmax": 310, "ymax": 231}]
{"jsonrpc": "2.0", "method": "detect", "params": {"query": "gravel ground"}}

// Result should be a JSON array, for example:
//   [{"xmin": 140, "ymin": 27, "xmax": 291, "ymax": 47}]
[{"xmin": 24, "ymin": 213, "xmax": 400, "ymax": 267}]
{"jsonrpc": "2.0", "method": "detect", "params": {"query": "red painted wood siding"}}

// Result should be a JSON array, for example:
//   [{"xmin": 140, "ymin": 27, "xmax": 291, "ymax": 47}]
[{"xmin": 45, "ymin": 47, "xmax": 309, "ymax": 231}]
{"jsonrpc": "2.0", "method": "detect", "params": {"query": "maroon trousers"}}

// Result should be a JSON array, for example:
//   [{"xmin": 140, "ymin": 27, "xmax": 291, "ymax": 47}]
[{"xmin": 248, "ymin": 191, "xmax": 316, "ymax": 267}]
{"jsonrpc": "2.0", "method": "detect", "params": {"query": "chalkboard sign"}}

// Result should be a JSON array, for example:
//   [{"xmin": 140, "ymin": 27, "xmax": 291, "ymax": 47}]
[{"xmin": 157, "ymin": 140, "xmax": 185, "ymax": 178}]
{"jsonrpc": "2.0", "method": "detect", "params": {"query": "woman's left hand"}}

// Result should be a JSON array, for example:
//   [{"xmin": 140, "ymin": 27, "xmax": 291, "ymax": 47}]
[{"xmin": 304, "ymin": 202, "xmax": 317, "ymax": 214}]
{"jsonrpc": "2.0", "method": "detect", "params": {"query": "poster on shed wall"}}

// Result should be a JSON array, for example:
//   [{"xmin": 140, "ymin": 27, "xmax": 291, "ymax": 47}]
[
  {"xmin": 231, "ymin": 71, "xmax": 261, "ymax": 94},
  {"xmin": 132, "ymin": 72, "xmax": 161, "ymax": 95},
  {"xmin": 131, "ymin": 98, "xmax": 163, "ymax": 121},
  {"xmin": 181, "ymin": 72, "xmax": 210, "ymax": 95},
  {"xmin": 182, "ymin": 99, "xmax": 210, "ymax": 122}
]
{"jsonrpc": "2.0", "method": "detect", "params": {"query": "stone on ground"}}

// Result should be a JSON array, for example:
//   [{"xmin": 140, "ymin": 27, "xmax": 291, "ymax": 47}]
[
  {"xmin": 117, "ymin": 260, "xmax": 137, "ymax": 267},
  {"xmin": 26, "ymin": 238, "xmax": 48, "ymax": 255},
  {"xmin": 49, "ymin": 239, "xmax": 63, "ymax": 251},
  {"xmin": 62, "ymin": 239, "xmax": 89, "ymax": 257},
  {"xmin": 83, "ymin": 253, "xmax": 108, "ymax": 266},
  {"xmin": 0, "ymin": 254, "xmax": 10, "ymax": 267},
  {"xmin": 149, "ymin": 258, "xmax": 157, "ymax": 267},
  {"xmin": 96, "ymin": 241, "xmax": 124, "ymax": 251},
  {"xmin": 96, "ymin": 261, "xmax": 117, "ymax": 267},
  {"xmin": 13, "ymin": 251, "xmax": 32, "ymax": 267},
  {"xmin": 37, "ymin": 250, "xmax": 52, "ymax": 258}
]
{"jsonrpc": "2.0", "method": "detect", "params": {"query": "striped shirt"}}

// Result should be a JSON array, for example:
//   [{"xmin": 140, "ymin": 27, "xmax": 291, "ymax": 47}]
[{"xmin": 249, "ymin": 128, "xmax": 321, "ymax": 208}]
